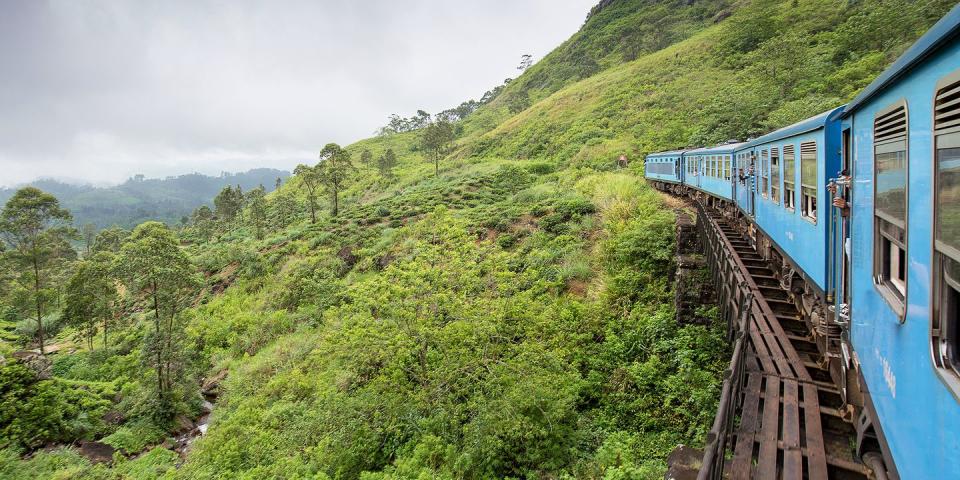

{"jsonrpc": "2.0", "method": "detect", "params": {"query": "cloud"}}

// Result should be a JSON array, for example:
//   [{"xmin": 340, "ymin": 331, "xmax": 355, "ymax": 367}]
[{"xmin": 0, "ymin": 0, "xmax": 595, "ymax": 186}]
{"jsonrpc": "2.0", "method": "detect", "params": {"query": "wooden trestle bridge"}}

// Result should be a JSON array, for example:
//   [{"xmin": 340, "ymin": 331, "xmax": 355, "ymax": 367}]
[{"xmin": 692, "ymin": 201, "xmax": 873, "ymax": 480}]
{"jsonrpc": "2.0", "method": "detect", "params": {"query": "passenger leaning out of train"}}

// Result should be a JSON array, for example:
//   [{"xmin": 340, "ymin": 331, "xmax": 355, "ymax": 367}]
[
  {"xmin": 739, "ymin": 161, "xmax": 755, "ymax": 185},
  {"xmin": 828, "ymin": 169, "xmax": 851, "ymax": 218}
]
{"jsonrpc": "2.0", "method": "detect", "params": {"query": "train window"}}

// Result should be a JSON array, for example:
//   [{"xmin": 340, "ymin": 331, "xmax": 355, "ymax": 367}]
[
  {"xmin": 873, "ymin": 102, "xmax": 907, "ymax": 307},
  {"xmin": 761, "ymin": 150, "xmax": 769, "ymax": 198},
  {"xmin": 743, "ymin": 153, "xmax": 748, "ymax": 179},
  {"xmin": 771, "ymin": 148, "xmax": 781, "ymax": 205},
  {"xmin": 800, "ymin": 142, "xmax": 817, "ymax": 221},
  {"xmin": 934, "ymin": 76, "xmax": 960, "ymax": 384},
  {"xmin": 783, "ymin": 145, "xmax": 796, "ymax": 210},
  {"xmin": 725, "ymin": 155, "xmax": 731, "ymax": 180}
]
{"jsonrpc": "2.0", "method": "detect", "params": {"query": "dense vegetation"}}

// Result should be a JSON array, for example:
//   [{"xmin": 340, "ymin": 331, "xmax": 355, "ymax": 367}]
[
  {"xmin": 0, "ymin": 168, "xmax": 289, "ymax": 229},
  {"xmin": 0, "ymin": 0, "xmax": 954, "ymax": 478}
]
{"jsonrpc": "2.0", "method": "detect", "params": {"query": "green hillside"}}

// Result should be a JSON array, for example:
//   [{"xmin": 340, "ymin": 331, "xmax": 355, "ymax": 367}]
[{"xmin": 0, "ymin": 1, "xmax": 955, "ymax": 479}]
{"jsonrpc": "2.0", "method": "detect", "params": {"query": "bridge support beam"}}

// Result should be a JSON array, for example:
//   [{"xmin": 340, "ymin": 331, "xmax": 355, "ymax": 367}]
[{"xmin": 674, "ymin": 211, "xmax": 716, "ymax": 325}]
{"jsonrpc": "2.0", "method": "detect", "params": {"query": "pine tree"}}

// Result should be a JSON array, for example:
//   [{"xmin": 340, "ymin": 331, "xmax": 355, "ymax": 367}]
[
  {"xmin": 294, "ymin": 164, "xmax": 321, "ymax": 224},
  {"xmin": 360, "ymin": 149, "xmax": 373, "ymax": 166},
  {"xmin": 247, "ymin": 186, "xmax": 268, "ymax": 239},
  {"xmin": 316, "ymin": 143, "xmax": 357, "ymax": 217},
  {"xmin": 116, "ymin": 222, "xmax": 198, "ymax": 417},
  {"xmin": 0, "ymin": 187, "xmax": 76, "ymax": 354},
  {"xmin": 65, "ymin": 253, "xmax": 117, "ymax": 349},
  {"xmin": 378, "ymin": 149, "xmax": 397, "ymax": 179},
  {"xmin": 421, "ymin": 119, "xmax": 455, "ymax": 176}
]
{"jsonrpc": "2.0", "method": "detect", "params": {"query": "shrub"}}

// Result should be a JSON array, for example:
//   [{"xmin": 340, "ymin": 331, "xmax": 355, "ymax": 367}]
[
  {"xmin": 525, "ymin": 162, "xmax": 555, "ymax": 175},
  {"xmin": 101, "ymin": 420, "xmax": 167, "ymax": 455},
  {"xmin": 0, "ymin": 363, "xmax": 113, "ymax": 450}
]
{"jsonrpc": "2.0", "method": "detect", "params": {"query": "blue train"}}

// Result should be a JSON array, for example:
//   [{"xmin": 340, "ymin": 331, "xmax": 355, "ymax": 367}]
[{"xmin": 645, "ymin": 6, "xmax": 960, "ymax": 478}]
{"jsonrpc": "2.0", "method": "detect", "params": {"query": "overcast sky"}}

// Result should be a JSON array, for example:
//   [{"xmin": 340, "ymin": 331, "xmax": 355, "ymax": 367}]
[{"xmin": 0, "ymin": 0, "xmax": 595, "ymax": 187}]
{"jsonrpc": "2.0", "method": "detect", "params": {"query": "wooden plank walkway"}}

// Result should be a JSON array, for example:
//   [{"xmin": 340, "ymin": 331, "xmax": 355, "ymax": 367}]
[{"xmin": 696, "ymin": 205, "xmax": 869, "ymax": 480}]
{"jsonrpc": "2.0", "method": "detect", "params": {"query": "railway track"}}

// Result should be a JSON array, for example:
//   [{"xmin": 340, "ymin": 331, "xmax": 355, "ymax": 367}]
[{"xmin": 695, "ymin": 202, "xmax": 872, "ymax": 480}]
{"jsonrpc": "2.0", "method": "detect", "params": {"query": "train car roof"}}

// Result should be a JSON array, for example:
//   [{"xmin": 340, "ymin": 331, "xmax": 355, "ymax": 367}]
[
  {"xmin": 843, "ymin": 4, "xmax": 960, "ymax": 116},
  {"xmin": 740, "ymin": 106, "xmax": 845, "ymax": 149},
  {"xmin": 686, "ymin": 142, "xmax": 745, "ymax": 155},
  {"xmin": 646, "ymin": 149, "xmax": 686, "ymax": 157}
]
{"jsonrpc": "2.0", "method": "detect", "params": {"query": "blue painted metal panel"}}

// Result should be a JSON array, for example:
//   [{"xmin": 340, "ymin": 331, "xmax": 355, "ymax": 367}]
[
  {"xmin": 746, "ymin": 121, "xmax": 841, "ymax": 292},
  {"xmin": 846, "ymin": 37, "xmax": 960, "ymax": 478},
  {"xmin": 644, "ymin": 150, "xmax": 685, "ymax": 184},
  {"xmin": 685, "ymin": 143, "xmax": 743, "ymax": 201},
  {"xmin": 742, "ymin": 106, "xmax": 845, "ymax": 149}
]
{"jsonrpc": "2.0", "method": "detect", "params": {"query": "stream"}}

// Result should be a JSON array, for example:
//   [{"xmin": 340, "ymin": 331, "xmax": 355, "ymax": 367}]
[{"xmin": 173, "ymin": 393, "xmax": 216, "ymax": 455}]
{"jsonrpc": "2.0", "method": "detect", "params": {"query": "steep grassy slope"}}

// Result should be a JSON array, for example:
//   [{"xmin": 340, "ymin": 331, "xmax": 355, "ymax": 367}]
[
  {"xmin": 1, "ymin": 1, "xmax": 956, "ymax": 479},
  {"xmin": 464, "ymin": 0, "xmax": 956, "ymax": 165},
  {"xmin": 458, "ymin": 0, "xmax": 734, "ymax": 140}
]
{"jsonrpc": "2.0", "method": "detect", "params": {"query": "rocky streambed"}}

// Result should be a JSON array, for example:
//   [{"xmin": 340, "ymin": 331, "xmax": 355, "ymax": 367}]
[
  {"xmin": 173, "ymin": 393, "xmax": 216, "ymax": 454},
  {"xmin": 173, "ymin": 370, "xmax": 225, "ymax": 455}
]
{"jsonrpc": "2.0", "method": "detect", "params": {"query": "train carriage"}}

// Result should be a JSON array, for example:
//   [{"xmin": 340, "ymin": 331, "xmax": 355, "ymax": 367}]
[
  {"xmin": 736, "ymin": 107, "xmax": 844, "ymax": 293},
  {"xmin": 643, "ymin": 149, "xmax": 685, "ymax": 184},
  {"xmin": 838, "ymin": 6, "xmax": 960, "ymax": 477},
  {"xmin": 642, "ymin": 5, "xmax": 960, "ymax": 477},
  {"xmin": 685, "ymin": 143, "xmax": 742, "ymax": 201}
]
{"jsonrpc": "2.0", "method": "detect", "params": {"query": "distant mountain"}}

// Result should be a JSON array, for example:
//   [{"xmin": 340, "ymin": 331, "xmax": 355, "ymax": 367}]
[{"xmin": 0, "ymin": 168, "xmax": 290, "ymax": 228}]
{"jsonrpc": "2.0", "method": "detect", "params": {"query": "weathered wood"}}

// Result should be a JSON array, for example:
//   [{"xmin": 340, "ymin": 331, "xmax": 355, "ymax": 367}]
[
  {"xmin": 782, "ymin": 379, "xmax": 803, "ymax": 479},
  {"xmin": 731, "ymin": 373, "xmax": 763, "ymax": 476},
  {"xmin": 758, "ymin": 375, "xmax": 781, "ymax": 479},
  {"xmin": 803, "ymin": 383, "xmax": 829, "ymax": 479},
  {"xmin": 691, "ymin": 201, "xmax": 839, "ymax": 480}
]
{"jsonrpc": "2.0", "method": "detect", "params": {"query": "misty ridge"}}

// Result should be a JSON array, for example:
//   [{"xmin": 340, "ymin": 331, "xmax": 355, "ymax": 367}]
[{"xmin": 0, "ymin": 168, "xmax": 289, "ymax": 228}]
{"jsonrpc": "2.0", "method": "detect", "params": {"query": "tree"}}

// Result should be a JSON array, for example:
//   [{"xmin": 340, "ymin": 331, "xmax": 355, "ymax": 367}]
[
  {"xmin": 269, "ymin": 192, "xmax": 299, "ymax": 229},
  {"xmin": 247, "ymin": 185, "xmax": 268, "ymax": 240},
  {"xmin": 0, "ymin": 187, "xmax": 75, "ymax": 354},
  {"xmin": 360, "ymin": 149, "xmax": 374, "ymax": 166},
  {"xmin": 64, "ymin": 253, "xmax": 117, "ymax": 349},
  {"xmin": 189, "ymin": 206, "xmax": 216, "ymax": 239},
  {"xmin": 294, "ymin": 164, "xmax": 321, "ymax": 224},
  {"xmin": 377, "ymin": 149, "xmax": 398, "ymax": 179},
  {"xmin": 316, "ymin": 143, "xmax": 356, "ymax": 217},
  {"xmin": 116, "ymin": 222, "xmax": 198, "ymax": 417},
  {"xmin": 81, "ymin": 223, "xmax": 97, "ymax": 256},
  {"xmin": 506, "ymin": 90, "xmax": 531, "ymax": 114},
  {"xmin": 412, "ymin": 110, "xmax": 432, "ymax": 129},
  {"xmin": 421, "ymin": 119, "xmax": 455, "ymax": 176},
  {"xmin": 275, "ymin": 177, "xmax": 283, "ymax": 190},
  {"xmin": 517, "ymin": 53, "xmax": 533, "ymax": 71},
  {"xmin": 213, "ymin": 185, "xmax": 244, "ymax": 221}
]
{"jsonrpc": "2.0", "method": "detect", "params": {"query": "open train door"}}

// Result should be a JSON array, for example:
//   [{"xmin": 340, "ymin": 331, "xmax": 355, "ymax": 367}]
[
  {"xmin": 830, "ymin": 126, "xmax": 854, "ymax": 407},
  {"xmin": 748, "ymin": 151, "xmax": 756, "ymax": 216},
  {"xmin": 734, "ymin": 151, "xmax": 755, "ymax": 217}
]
